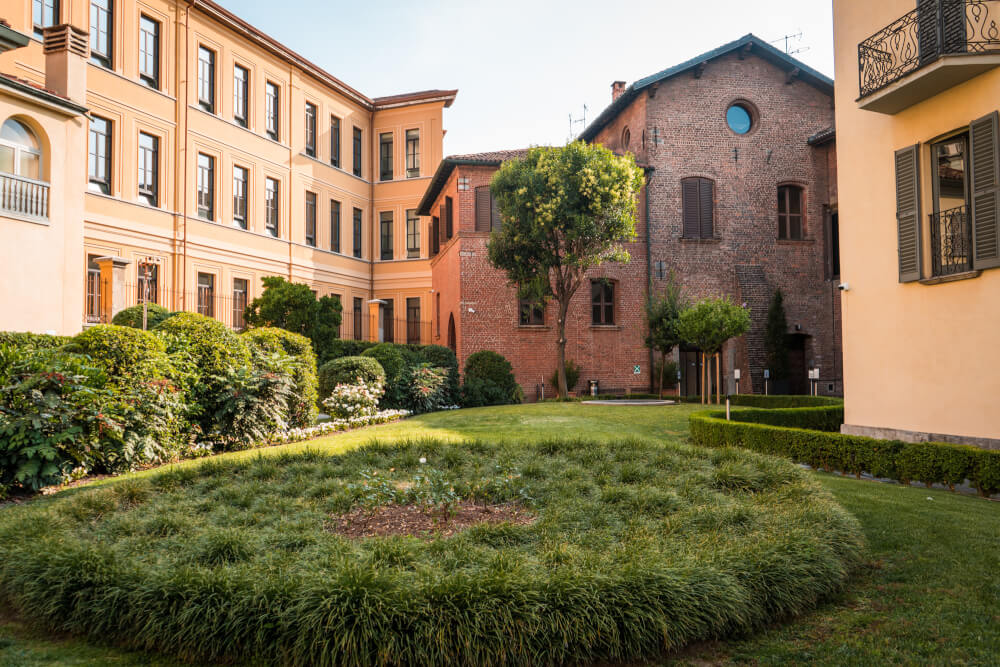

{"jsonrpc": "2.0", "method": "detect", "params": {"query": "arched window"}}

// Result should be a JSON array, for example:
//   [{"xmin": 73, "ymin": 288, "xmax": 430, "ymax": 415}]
[
  {"xmin": 0, "ymin": 119, "xmax": 42, "ymax": 180},
  {"xmin": 778, "ymin": 185, "xmax": 805, "ymax": 240},
  {"xmin": 621, "ymin": 126, "xmax": 631, "ymax": 151}
]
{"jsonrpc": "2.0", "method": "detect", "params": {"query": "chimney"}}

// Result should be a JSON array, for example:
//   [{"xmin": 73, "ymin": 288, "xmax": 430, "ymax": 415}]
[
  {"xmin": 611, "ymin": 81, "xmax": 627, "ymax": 102},
  {"xmin": 43, "ymin": 24, "xmax": 88, "ymax": 105}
]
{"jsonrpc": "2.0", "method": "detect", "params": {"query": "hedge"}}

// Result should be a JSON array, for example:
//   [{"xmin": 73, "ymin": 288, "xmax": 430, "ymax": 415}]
[
  {"xmin": 680, "ymin": 394, "xmax": 843, "ymax": 408},
  {"xmin": 0, "ymin": 332, "xmax": 70, "ymax": 352},
  {"xmin": 689, "ymin": 411, "xmax": 1000, "ymax": 497},
  {"xmin": 111, "ymin": 304, "xmax": 177, "ymax": 330},
  {"xmin": 65, "ymin": 325, "xmax": 172, "ymax": 386},
  {"xmin": 462, "ymin": 350, "xmax": 521, "ymax": 407},
  {"xmin": 241, "ymin": 327, "xmax": 319, "ymax": 428},
  {"xmin": 729, "ymin": 405, "xmax": 844, "ymax": 433},
  {"xmin": 318, "ymin": 356, "xmax": 386, "ymax": 402}
]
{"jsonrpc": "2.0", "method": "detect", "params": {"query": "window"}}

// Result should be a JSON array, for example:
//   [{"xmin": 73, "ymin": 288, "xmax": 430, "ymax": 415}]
[
  {"xmin": 458, "ymin": 177, "xmax": 470, "ymax": 191},
  {"xmin": 88, "ymin": 116, "xmax": 111, "ymax": 194},
  {"xmin": 86, "ymin": 255, "xmax": 102, "ymax": 322},
  {"xmin": 305, "ymin": 102, "xmax": 317, "ymax": 157},
  {"xmin": 137, "ymin": 261, "xmax": 158, "ymax": 305},
  {"xmin": 139, "ymin": 15, "xmax": 159, "ymax": 89},
  {"xmin": 827, "ymin": 210, "xmax": 841, "ymax": 279},
  {"xmin": 232, "ymin": 165, "xmax": 248, "ymax": 229},
  {"xmin": 197, "ymin": 273, "xmax": 215, "ymax": 318},
  {"xmin": 380, "ymin": 211, "xmax": 393, "ymax": 260},
  {"xmin": 330, "ymin": 200, "xmax": 341, "ymax": 252},
  {"xmin": 197, "ymin": 153, "xmax": 214, "ymax": 220},
  {"xmin": 431, "ymin": 217, "xmax": 440, "ymax": 255},
  {"xmin": 138, "ymin": 132, "xmax": 158, "ymax": 206},
  {"xmin": 33, "ymin": 0, "xmax": 59, "ymax": 38},
  {"xmin": 0, "ymin": 119, "xmax": 42, "ymax": 180},
  {"xmin": 265, "ymin": 177, "xmax": 279, "ymax": 236},
  {"xmin": 726, "ymin": 103, "xmax": 754, "ymax": 135},
  {"xmin": 406, "ymin": 297, "xmax": 421, "ymax": 344},
  {"xmin": 591, "ymin": 280, "xmax": 614, "ymax": 325},
  {"xmin": 90, "ymin": 0, "xmax": 112, "ymax": 68},
  {"xmin": 353, "ymin": 207, "xmax": 363, "ymax": 258},
  {"xmin": 330, "ymin": 116, "xmax": 341, "ymax": 167},
  {"xmin": 435, "ymin": 292, "xmax": 441, "ymax": 337},
  {"xmin": 681, "ymin": 177, "xmax": 714, "ymax": 238},
  {"xmin": 353, "ymin": 297, "xmax": 363, "ymax": 340},
  {"xmin": 379, "ymin": 132, "xmax": 393, "ymax": 180},
  {"xmin": 265, "ymin": 82, "xmax": 279, "ymax": 140},
  {"xmin": 622, "ymin": 126, "xmax": 631, "ymax": 151},
  {"xmin": 519, "ymin": 299, "xmax": 544, "ymax": 326},
  {"xmin": 475, "ymin": 186, "xmax": 501, "ymax": 232},
  {"xmin": 445, "ymin": 196, "xmax": 454, "ymax": 238},
  {"xmin": 406, "ymin": 129, "xmax": 419, "ymax": 178},
  {"xmin": 778, "ymin": 185, "xmax": 804, "ymax": 240},
  {"xmin": 353, "ymin": 127, "xmax": 362, "ymax": 177},
  {"xmin": 197, "ymin": 46, "xmax": 215, "ymax": 113},
  {"xmin": 305, "ymin": 191, "xmax": 317, "ymax": 246},
  {"xmin": 406, "ymin": 209, "xmax": 420, "ymax": 258},
  {"xmin": 233, "ymin": 64, "xmax": 249, "ymax": 127},
  {"xmin": 381, "ymin": 299, "xmax": 394, "ymax": 343},
  {"xmin": 232, "ymin": 278, "xmax": 248, "ymax": 331}
]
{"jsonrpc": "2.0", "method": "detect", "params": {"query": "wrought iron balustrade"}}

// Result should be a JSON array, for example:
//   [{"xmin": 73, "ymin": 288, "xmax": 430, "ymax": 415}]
[
  {"xmin": 859, "ymin": 0, "xmax": 1000, "ymax": 97},
  {"xmin": 0, "ymin": 172, "xmax": 49, "ymax": 220},
  {"xmin": 930, "ymin": 205, "xmax": 972, "ymax": 276}
]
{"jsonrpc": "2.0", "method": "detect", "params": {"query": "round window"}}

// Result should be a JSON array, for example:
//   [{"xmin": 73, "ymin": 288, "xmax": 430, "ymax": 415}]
[{"xmin": 726, "ymin": 104, "xmax": 754, "ymax": 135}]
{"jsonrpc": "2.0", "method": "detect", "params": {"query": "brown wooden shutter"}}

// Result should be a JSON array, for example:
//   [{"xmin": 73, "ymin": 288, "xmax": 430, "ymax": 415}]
[
  {"xmin": 445, "ymin": 197, "xmax": 454, "ymax": 239},
  {"xmin": 970, "ymin": 111, "xmax": 1000, "ymax": 270},
  {"xmin": 432, "ymin": 217, "xmax": 440, "ymax": 255},
  {"xmin": 438, "ymin": 205, "xmax": 447, "ymax": 244},
  {"xmin": 490, "ymin": 191, "xmax": 501, "ymax": 231},
  {"xmin": 475, "ymin": 186, "xmax": 491, "ymax": 232},
  {"xmin": 699, "ymin": 178, "xmax": 714, "ymax": 238},
  {"xmin": 895, "ymin": 144, "xmax": 922, "ymax": 282},
  {"xmin": 681, "ymin": 178, "xmax": 700, "ymax": 237}
]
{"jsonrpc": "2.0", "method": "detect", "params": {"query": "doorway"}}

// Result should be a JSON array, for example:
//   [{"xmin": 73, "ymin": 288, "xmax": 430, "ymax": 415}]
[
  {"xmin": 786, "ymin": 333, "xmax": 808, "ymax": 395},
  {"xmin": 679, "ymin": 346, "xmax": 722, "ymax": 398}
]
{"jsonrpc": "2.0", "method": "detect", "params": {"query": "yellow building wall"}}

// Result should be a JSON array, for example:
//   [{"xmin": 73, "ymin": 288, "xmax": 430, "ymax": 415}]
[{"xmin": 833, "ymin": 0, "xmax": 1000, "ymax": 442}]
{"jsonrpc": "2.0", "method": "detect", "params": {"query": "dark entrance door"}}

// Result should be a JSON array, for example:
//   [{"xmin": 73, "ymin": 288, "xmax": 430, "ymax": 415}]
[
  {"xmin": 786, "ymin": 334, "xmax": 808, "ymax": 395},
  {"xmin": 447, "ymin": 314, "xmax": 456, "ymax": 352},
  {"xmin": 680, "ymin": 346, "xmax": 722, "ymax": 399}
]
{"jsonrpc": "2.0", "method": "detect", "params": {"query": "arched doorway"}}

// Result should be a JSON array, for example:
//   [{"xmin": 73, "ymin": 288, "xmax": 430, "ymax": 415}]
[{"xmin": 447, "ymin": 313, "xmax": 456, "ymax": 352}]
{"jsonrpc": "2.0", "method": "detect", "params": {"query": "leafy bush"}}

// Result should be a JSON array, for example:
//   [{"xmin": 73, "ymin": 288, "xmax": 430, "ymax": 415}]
[
  {"xmin": 404, "ymin": 363, "xmax": 449, "ymax": 414},
  {"xmin": 243, "ymin": 276, "xmax": 343, "ymax": 363},
  {"xmin": 210, "ymin": 362, "xmax": 295, "ymax": 451},
  {"xmin": 242, "ymin": 327, "xmax": 318, "ymax": 427},
  {"xmin": 111, "ymin": 304, "xmax": 176, "ymax": 330},
  {"xmin": 361, "ymin": 343, "xmax": 408, "ymax": 407},
  {"xmin": 66, "ymin": 325, "xmax": 171, "ymax": 385},
  {"xmin": 321, "ymin": 338, "xmax": 377, "ymax": 363},
  {"xmin": 462, "ymin": 350, "xmax": 520, "ymax": 407},
  {"xmin": 0, "ymin": 332, "xmax": 70, "ymax": 352},
  {"xmin": 318, "ymin": 356, "xmax": 386, "ymax": 403},
  {"xmin": 549, "ymin": 359, "xmax": 581, "ymax": 393},
  {"xmin": 322, "ymin": 379, "xmax": 384, "ymax": 420},
  {"xmin": 729, "ymin": 405, "xmax": 844, "ymax": 432},
  {"xmin": 417, "ymin": 345, "xmax": 460, "ymax": 404},
  {"xmin": 653, "ymin": 358, "xmax": 678, "ymax": 391}
]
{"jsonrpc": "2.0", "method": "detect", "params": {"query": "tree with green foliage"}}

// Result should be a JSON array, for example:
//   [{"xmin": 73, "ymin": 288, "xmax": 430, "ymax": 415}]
[
  {"xmin": 676, "ymin": 297, "xmax": 751, "ymax": 404},
  {"xmin": 488, "ymin": 142, "xmax": 644, "ymax": 398},
  {"xmin": 644, "ymin": 273, "xmax": 686, "ymax": 394},
  {"xmin": 764, "ymin": 289, "xmax": 790, "ymax": 382},
  {"xmin": 243, "ymin": 276, "xmax": 342, "ymax": 361}
]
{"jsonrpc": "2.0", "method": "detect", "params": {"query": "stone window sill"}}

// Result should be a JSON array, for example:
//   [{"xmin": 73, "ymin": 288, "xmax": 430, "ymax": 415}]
[
  {"xmin": 919, "ymin": 270, "xmax": 982, "ymax": 285},
  {"xmin": 518, "ymin": 324, "xmax": 550, "ymax": 330},
  {"xmin": 679, "ymin": 237, "xmax": 721, "ymax": 244},
  {"xmin": 776, "ymin": 238, "xmax": 816, "ymax": 245},
  {"xmin": 590, "ymin": 324, "xmax": 622, "ymax": 331}
]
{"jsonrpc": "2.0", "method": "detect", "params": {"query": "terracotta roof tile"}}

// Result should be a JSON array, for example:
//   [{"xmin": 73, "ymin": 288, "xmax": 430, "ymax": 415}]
[{"xmin": 373, "ymin": 89, "xmax": 458, "ymax": 108}]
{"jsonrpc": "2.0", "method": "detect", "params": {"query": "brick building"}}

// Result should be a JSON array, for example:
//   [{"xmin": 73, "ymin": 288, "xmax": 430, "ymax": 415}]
[{"xmin": 421, "ymin": 35, "xmax": 842, "ymax": 398}]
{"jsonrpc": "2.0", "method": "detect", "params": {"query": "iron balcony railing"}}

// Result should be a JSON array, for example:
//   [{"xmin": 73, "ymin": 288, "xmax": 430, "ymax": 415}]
[
  {"xmin": 930, "ymin": 205, "xmax": 972, "ymax": 276},
  {"xmin": 0, "ymin": 173, "xmax": 49, "ymax": 220},
  {"xmin": 859, "ymin": 0, "xmax": 1000, "ymax": 98}
]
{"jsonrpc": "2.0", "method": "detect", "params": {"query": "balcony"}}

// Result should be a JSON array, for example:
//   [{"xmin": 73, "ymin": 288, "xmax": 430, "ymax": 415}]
[
  {"xmin": 930, "ymin": 205, "xmax": 972, "ymax": 277},
  {"xmin": 0, "ymin": 172, "xmax": 49, "ymax": 221},
  {"xmin": 858, "ymin": 1, "xmax": 1000, "ymax": 114}
]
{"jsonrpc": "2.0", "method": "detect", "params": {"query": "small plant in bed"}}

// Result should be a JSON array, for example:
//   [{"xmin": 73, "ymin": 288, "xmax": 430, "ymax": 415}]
[{"xmin": 0, "ymin": 438, "xmax": 864, "ymax": 666}]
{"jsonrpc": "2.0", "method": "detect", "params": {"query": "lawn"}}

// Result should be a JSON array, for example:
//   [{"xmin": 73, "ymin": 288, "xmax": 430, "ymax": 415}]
[{"xmin": 1, "ymin": 403, "xmax": 998, "ymax": 665}]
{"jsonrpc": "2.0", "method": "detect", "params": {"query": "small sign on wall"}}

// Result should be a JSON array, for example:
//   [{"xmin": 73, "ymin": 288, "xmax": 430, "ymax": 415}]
[{"xmin": 633, "ymin": 365, "xmax": 641, "ymax": 375}]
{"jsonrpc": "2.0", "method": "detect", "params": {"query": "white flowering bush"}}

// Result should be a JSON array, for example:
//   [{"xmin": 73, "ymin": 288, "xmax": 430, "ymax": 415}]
[
  {"xmin": 322, "ymin": 379, "xmax": 383, "ymax": 420},
  {"xmin": 275, "ymin": 409, "xmax": 410, "ymax": 444}
]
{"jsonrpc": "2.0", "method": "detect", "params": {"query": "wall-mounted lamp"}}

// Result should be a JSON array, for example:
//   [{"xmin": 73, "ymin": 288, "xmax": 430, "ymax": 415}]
[{"xmin": 468, "ymin": 307, "xmax": 476, "ymax": 314}]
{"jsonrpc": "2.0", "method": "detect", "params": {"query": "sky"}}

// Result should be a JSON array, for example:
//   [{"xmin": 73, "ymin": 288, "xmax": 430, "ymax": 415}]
[{"xmin": 215, "ymin": 0, "xmax": 835, "ymax": 157}]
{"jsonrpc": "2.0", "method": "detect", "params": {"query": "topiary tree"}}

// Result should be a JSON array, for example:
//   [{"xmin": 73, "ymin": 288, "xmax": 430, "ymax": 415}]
[
  {"xmin": 461, "ymin": 350, "xmax": 520, "ymax": 407},
  {"xmin": 243, "ymin": 276, "xmax": 342, "ymax": 362},
  {"xmin": 645, "ymin": 273, "xmax": 686, "ymax": 395},
  {"xmin": 360, "ymin": 343, "xmax": 408, "ymax": 408},
  {"xmin": 111, "ymin": 304, "xmax": 176, "ymax": 330},
  {"xmin": 488, "ymin": 142, "xmax": 644, "ymax": 398},
  {"xmin": 242, "ymin": 327, "xmax": 319, "ymax": 428},
  {"xmin": 318, "ymin": 356, "xmax": 386, "ymax": 403},
  {"xmin": 764, "ymin": 289, "xmax": 790, "ymax": 383},
  {"xmin": 676, "ymin": 297, "xmax": 751, "ymax": 405}
]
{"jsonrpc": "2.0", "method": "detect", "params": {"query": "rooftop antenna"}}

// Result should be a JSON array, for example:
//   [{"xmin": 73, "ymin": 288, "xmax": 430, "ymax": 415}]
[
  {"xmin": 568, "ymin": 104, "xmax": 587, "ymax": 142},
  {"xmin": 771, "ymin": 31, "xmax": 809, "ymax": 56}
]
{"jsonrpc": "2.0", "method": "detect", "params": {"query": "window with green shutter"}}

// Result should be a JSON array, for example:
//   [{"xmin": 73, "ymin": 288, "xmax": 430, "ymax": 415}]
[
  {"xmin": 970, "ymin": 111, "xmax": 1000, "ymax": 270},
  {"xmin": 894, "ymin": 145, "xmax": 922, "ymax": 282}
]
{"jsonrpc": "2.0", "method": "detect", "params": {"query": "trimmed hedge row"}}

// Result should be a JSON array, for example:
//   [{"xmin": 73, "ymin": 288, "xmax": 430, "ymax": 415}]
[
  {"xmin": 680, "ymin": 394, "xmax": 843, "ymax": 408},
  {"xmin": 689, "ymin": 411, "xmax": 1000, "ymax": 497},
  {"xmin": 0, "ymin": 332, "xmax": 70, "ymax": 350},
  {"xmin": 729, "ymin": 405, "xmax": 844, "ymax": 433}
]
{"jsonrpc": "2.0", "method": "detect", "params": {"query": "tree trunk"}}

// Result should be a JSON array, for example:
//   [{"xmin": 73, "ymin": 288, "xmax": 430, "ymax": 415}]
[
  {"xmin": 659, "ymin": 351, "xmax": 665, "ymax": 397},
  {"xmin": 715, "ymin": 352, "xmax": 721, "ymax": 405},
  {"xmin": 556, "ymin": 296, "xmax": 570, "ymax": 398},
  {"xmin": 701, "ymin": 352, "xmax": 706, "ymax": 404}
]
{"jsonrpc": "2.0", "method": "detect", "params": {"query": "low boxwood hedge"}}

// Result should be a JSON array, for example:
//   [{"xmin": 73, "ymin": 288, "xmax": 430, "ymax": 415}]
[
  {"xmin": 680, "ymin": 394, "xmax": 843, "ymax": 408},
  {"xmin": 729, "ymin": 405, "xmax": 844, "ymax": 433},
  {"xmin": 0, "ymin": 331, "xmax": 70, "ymax": 352},
  {"xmin": 690, "ymin": 411, "xmax": 1000, "ymax": 497}
]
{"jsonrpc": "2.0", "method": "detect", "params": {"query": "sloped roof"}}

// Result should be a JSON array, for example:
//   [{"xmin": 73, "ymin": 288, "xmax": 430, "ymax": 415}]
[
  {"xmin": 579, "ymin": 34, "xmax": 834, "ymax": 142},
  {"xmin": 0, "ymin": 73, "xmax": 88, "ymax": 114},
  {"xmin": 417, "ymin": 149, "xmax": 532, "ymax": 215},
  {"xmin": 373, "ymin": 89, "xmax": 458, "ymax": 109}
]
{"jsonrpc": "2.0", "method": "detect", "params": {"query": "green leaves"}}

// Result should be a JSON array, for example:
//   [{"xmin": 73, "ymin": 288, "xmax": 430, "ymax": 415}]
[
  {"xmin": 677, "ymin": 296, "xmax": 752, "ymax": 354},
  {"xmin": 243, "ymin": 276, "xmax": 343, "ymax": 362}
]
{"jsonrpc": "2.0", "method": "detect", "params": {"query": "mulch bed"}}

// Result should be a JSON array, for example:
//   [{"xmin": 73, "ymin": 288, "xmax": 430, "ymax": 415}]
[{"xmin": 328, "ymin": 501, "xmax": 535, "ymax": 539}]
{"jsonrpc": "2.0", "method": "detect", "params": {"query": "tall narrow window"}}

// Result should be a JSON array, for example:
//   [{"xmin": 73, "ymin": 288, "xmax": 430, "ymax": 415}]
[
  {"xmin": 431, "ymin": 217, "xmax": 440, "ymax": 255},
  {"xmin": 232, "ymin": 278, "xmax": 248, "ymax": 331},
  {"xmin": 197, "ymin": 273, "xmax": 215, "ymax": 318},
  {"xmin": 330, "ymin": 116, "xmax": 341, "ymax": 167},
  {"xmin": 353, "ymin": 207, "xmax": 363, "ymax": 258},
  {"xmin": 232, "ymin": 165, "xmax": 248, "ymax": 229},
  {"xmin": 681, "ymin": 177, "xmax": 714, "ymax": 239},
  {"xmin": 233, "ymin": 64, "xmax": 249, "ymax": 127},
  {"xmin": 304, "ymin": 102, "xmax": 317, "ymax": 157},
  {"xmin": 138, "ymin": 132, "xmax": 158, "ymax": 206},
  {"xmin": 445, "ymin": 196, "xmax": 454, "ymax": 238},
  {"xmin": 139, "ymin": 15, "xmax": 159, "ymax": 89},
  {"xmin": 305, "ymin": 191, "xmax": 317, "ymax": 246},
  {"xmin": 353, "ymin": 297, "xmax": 363, "ymax": 340},
  {"xmin": 777, "ymin": 185, "xmax": 804, "ymax": 240},
  {"xmin": 380, "ymin": 211, "xmax": 393, "ymax": 260},
  {"xmin": 88, "ymin": 116, "xmax": 111, "ymax": 194},
  {"xmin": 353, "ymin": 127, "xmax": 362, "ymax": 177},
  {"xmin": 406, "ymin": 297, "xmax": 421, "ymax": 344},
  {"xmin": 381, "ymin": 299, "xmax": 394, "ymax": 343},
  {"xmin": 265, "ymin": 81, "xmax": 279, "ymax": 140},
  {"xmin": 33, "ymin": 0, "xmax": 59, "ymax": 39},
  {"xmin": 265, "ymin": 177, "xmax": 279, "ymax": 236},
  {"xmin": 197, "ymin": 46, "xmax": 215, "ymax": 113},
  {"xmin": 90, "ymin": 0, "xmax": 112, "ymax": 68},
  {"xmin": 137, "ymin": 262, "xmax": 158, "ymax": 305},
  {"xmin": 330, "ymin": 199, "xmax": 341, "ymax": 252},
  {"xmin": 86, "ymin": 254, "xmax": 102, "ymax": 323},
  {"xmin": 591, "ymin": 280, "xmax": 614, "ymax": 325},
  {"xmin": 435, "ymin": 292, "xmax": 441, "ymax": 337},
  {"xmin": 406, "ymin": 209, "xmax": 420, "ymax": 258},
  {"xmin": 379, "ymin": 132, "xmax": 393, "ymax": 180},
  {"xmin": 406, "ymin": 129, "xmax": 420, "ymax": 178},
  {"xmin": 197, "ymin": 153, "xmax": 214, "ymax": 220}
]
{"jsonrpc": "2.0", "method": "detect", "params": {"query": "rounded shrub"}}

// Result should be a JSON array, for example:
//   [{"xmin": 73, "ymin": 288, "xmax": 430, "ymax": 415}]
[
  {"xmin": 111, "ymin": 304, "xmax": 176, "ymax": 330},
  {"xmin": 242, "ymin": 327, "xmax": 319, "ymax": 427},
  {"xmin": 321, "ymin": 338, "xmax": 376, "ymax": 364},
  {"xmin": 360, "ymin": 343, "xmax": 406, "ymax": 384},
  {"xmin": 318, "ymin": 355, "xmax": 386, "ymax": 402},
  {"xmin": 462, "ymin": 350, "xmax": 520, "ymax": 407},
  {"xmin": 0, "ymin": 331, "xmax": 70, "ymax": 352},
  {"xmin": 418, "ymin": 344, "xmax": 460, "ymax": 404},
  {"xmin": 67, "ymin": 324, "xmax": 171, "ymax": 386}
]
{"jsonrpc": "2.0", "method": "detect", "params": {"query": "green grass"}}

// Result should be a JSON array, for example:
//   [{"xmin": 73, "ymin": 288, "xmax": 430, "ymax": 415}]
[{"xmin": 1, "ymin": 403, "xmax": 997, "ymax": 665}]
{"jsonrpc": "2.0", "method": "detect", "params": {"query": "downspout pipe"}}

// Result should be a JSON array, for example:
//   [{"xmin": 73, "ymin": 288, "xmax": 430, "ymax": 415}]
[
  {"xmin": 369, "ymin": 108, "xmax": 375, "ymax": 300},
  {"xmin": 181, "ymin": 1, "xmax": 193, "ymax": 310},
  {"xmin": 645, "ymin": 167, "xmax": 654, "ymax": 393}
]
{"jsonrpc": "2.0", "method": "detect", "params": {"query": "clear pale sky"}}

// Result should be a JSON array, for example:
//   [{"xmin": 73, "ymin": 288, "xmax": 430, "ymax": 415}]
[{"xmin": 215, "ymin": 0, "xmax": 835, "ymax": 156}]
